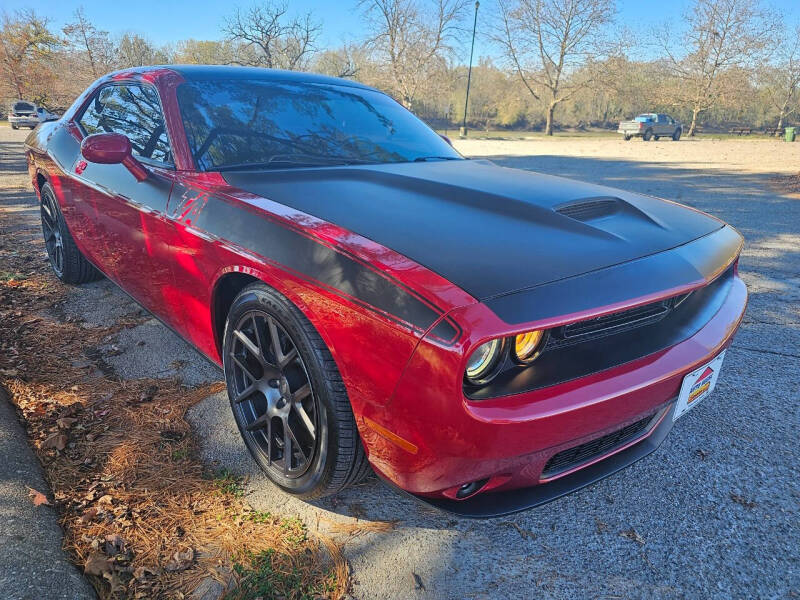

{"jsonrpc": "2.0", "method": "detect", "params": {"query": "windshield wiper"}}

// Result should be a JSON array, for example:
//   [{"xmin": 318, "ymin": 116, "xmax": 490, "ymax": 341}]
[
  {"xmin": 215, "ymin": 154, "xmax": 375, "ymax": 171},
  {"xmin": 413, "ymin": 156, "xmax": 461, "ymax": 162}
]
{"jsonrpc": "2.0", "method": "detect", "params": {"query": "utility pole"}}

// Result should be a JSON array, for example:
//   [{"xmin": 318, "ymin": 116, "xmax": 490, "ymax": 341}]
[{"xmin": 460, "ymin": 0, "xmax": 479, "ymax": 138}]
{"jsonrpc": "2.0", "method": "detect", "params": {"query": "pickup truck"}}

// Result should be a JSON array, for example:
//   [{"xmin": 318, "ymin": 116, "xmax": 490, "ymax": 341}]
[{"xmin": 618, "ymin": 113, "xmax": 682, "ymax": 141}]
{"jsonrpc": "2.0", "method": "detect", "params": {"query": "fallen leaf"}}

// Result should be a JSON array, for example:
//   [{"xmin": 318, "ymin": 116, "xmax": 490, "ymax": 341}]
[
  {"xmin": 620, "ymin": 528, "xmax": 645, "ymax": 545},
  {"xmin": 595, "ymin": 518, "xmax": 609, "ymax": 533},
  {"xmin": 105, "ymin": 534, "xmax": 126, "ymax": 556},
  {"xmin": 27, "ymin": 487, "xmax": 50, "ymax": 506},
  {"xmin": 41, "ymin": 432, "xmax": 68, "ymax": 451},
  {"xmin": 165, "ymin": 547, "xmax": 194, "ymax": 572},
  {"xmin": 98, "ymin": 494, "xmax": 114, "ymax": 505},
  {"xmin": 138, "ymin": 385, "xmax": 158, "ymax": 403},
  {"xmin": 56, "ymin": 417, "xmax": 78, "ymax": 429},
  {"xmin": 84, "ymin": 552, "xmax": 112, "ymax": 575},
  {"xmin": 133, "ymin": 566, "xmax": 159, "ymax": 581}
]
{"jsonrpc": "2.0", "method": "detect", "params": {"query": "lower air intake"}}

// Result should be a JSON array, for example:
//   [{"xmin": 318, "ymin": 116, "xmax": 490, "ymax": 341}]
[{"xmin": 542, "ymin": 413, "xmax": 655, "ymax": 479}]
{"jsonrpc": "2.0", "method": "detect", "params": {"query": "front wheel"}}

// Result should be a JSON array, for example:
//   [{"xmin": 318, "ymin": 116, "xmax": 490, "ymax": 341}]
[
  {"xmin": 40, "ymin": 183, "xmax": 101, "ymax": 284},
  {"xmin": 11, "ymin": 124, "xmax": 18, "ymax": 130},
  {"xmin": 223, "ymin": 283, "xmax": 370, "ymax": 499},
  {"xmin": 672, "ymin": 129, "xmax": 682, "ymax": 141}
]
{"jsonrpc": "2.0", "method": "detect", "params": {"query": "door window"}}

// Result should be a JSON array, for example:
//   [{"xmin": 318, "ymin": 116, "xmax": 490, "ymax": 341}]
[{"xmin": 80, "ymin": 84, "xmax": 172, "ymax": 165}]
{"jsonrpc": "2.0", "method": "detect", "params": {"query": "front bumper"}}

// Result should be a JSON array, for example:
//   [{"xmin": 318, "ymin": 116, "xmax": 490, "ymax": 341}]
[{"xmin": 359, "ymin": 229, "xmax": 747, "ymax": 516}]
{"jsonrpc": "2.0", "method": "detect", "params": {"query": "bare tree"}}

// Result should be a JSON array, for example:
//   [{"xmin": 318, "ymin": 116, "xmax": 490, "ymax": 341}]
[
  {"xmin": 117, "ymin": 33, "xmax": 171, "ymax": 67},
  {"xmin": 493, "ymin": 0, "xmax": 616, "ymax": 135},
  {"xmin": 661, "ymin": 0, "xmax": 778, "ymax": 136},
  {"xmin": 360, "ymin": 0, "xmax": 468, "ymax": 109},
  {"xmin": 223, "ymin": 2, "xmax": 321, "ymax": 70},
  {"xmin": 0, "ymin": 10, "xmax": 58, "ymax": 100},
  {"xmin": 62, "ymin": 8, "xmax": 115, "ymax": 79},
  {"xmin": 761, "ymin": 25, "xmax": 800, "ymax": 132},
  {"xmin": 312, "ymin": 43, "xmax": 368, "ymax": 79}
]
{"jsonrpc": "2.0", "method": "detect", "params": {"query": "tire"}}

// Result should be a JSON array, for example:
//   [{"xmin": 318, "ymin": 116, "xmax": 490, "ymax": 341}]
[
  {"xmin": 672, "ymin": 128, "xmax": 681, "ymax": 141},
  {"xmin": 624, "ymin": 135, "xmax": 632, "ymax": 141},
  {"xmin": 643, "ymin": 128, "xmax": 653, "ymax": 141},
  {"xmin": 223, "ymin": 283, "xmax": 370, "ymax": 499},
  {"xmin": 39, "ymin": 183, "xmax": 102, "ymax": 284},
  {"xmin": 654, "ymin": 136, "xmax": 660, "ymax": 141},
  {"xmin": 11, "ymin": 124, "xmax": 18, "ymax": 130}
]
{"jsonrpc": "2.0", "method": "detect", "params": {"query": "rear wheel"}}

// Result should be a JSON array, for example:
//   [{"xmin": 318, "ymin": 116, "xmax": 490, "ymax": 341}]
[
  {"xmin": 40, "ymin": 183, "xmax": 101, "ymax": 284},
  {"xmin": 643, "ymin": 128, "xmax": 653, "ymax": 141},
  {"xmin": 11, "ymin": 124, "xmax": 18, "ymax": 130},
  {"xmin": 672, "ymin": 128, "xmax": 682, "ymax": 141},
  {"xmin": 624, "ymin": 135, "xmax": 632, "ymax": 141},
  {"xmin": 223, "ymin": 283, "xmax": 370, "ymax": 499}
]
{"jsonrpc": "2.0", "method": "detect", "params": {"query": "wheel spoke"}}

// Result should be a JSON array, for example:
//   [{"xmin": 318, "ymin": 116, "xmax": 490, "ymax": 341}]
[
  {"xmin": 251, "ymin": 314, "xmax": 264, "ymax": 356},
  {"xmin": 292, "ymin": 383, "xmax": 311, "ymax": 402},
  {"xmin": 232, "ymin": 380, "xmax": 258, "ymax": 404},
  {"xmin": 245, "ymin": 412, "xmax": 269, "ymax": 431},
  {"xmin": 229, "ymin": 353, "xmax": 258, "ymax": 386},
  {"xmin": 279, "ymin": 347, "xmax": 298, "ymax": 369},
  {"xmin": 287, "ymin": 423, "xmax": 308, "ymax": 462},
  {"xmin": 283, "ymin": 424, "xmax": 292, "ymax": 474},
  {"xmin": 292, "ymin": 401, "xmax": 315, "ymax": 439},
  {"xmin": 234, "ymin": 329, "xmax": 263, "ymax": 364}
]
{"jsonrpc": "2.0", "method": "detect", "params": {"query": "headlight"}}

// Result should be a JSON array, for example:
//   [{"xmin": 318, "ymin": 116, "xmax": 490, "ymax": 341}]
[
  {"xmin": 513, "ymin": 330, "xmax": 545, "ymax": 364},
  {"xmin": 464, "ymin": 339, "xmax": 503, "ymax": 384}
]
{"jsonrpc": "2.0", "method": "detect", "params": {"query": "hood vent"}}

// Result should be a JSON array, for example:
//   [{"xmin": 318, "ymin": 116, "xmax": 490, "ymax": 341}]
[{"xmin": 556, "ymin": 197, "xmax": 621, "ymax": 221}]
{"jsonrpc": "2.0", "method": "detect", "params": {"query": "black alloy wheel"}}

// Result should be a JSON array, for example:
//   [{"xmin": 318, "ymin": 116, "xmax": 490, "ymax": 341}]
[
  {"xmin": 228, "ymin": 309, "xmax": 318, "ymax": 479},
  {"xmin": 223, "ymin": 283, "xmax": 370, "ymax": 498},
  {"xmin": 40, "ymin": 188, "xmax": 64, "ymax": 278},
  {"xmin": 39, "ymin": 183, "xmax": 100, "ymax": 284}
]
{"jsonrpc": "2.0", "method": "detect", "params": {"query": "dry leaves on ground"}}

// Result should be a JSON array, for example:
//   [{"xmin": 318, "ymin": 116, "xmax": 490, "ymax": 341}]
[{"xmin": 0, "ymin": 193, "xmax": 349, "ymax": 599}]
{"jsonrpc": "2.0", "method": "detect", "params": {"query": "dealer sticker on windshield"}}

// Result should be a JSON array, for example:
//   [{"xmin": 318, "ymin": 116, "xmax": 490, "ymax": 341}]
[{"xmin": 673, "ymin": 351, "xmax": 726, "ymax": 421}]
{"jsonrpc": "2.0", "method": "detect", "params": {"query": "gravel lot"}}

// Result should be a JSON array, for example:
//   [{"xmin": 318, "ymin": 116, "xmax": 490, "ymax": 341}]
[{"xmin": 2, "ymin": 126, "xmax": 798, "ymax": 599}]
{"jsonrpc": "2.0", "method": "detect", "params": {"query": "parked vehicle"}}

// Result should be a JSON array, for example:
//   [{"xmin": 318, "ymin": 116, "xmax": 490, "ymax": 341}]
[
  {"xmin": 25, "ymin": 67, "xmax": 746, "ymax": 516},
  {"xmin": 618, "ymin": 113, "xmax": 682, "ymax": 141},
  {"xmin": 9, "ymin": 101, "xmax": 58, "ymax": 129}
]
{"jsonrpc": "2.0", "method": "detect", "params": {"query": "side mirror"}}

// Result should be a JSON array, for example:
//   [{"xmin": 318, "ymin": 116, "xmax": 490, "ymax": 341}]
[{"xmin": 80, "ymin": 133, "xmax": 148, "ymax": 182}]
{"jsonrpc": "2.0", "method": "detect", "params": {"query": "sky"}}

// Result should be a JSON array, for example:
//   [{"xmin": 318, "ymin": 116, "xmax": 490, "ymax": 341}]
[{"xmin": 8, "ymin": 0, "xmax": 800, "ymax": 63}]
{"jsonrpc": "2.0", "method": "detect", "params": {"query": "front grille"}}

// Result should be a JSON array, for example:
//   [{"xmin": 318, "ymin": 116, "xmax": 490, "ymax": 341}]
[
  {"xmin": 546, "ymin": 293, "xmax": 691, "ymax": 350},
  {"xmin": 556, "ymin": 198, "xmax": 620, "ymax": 221},
  {"xmin": 542, "ymin": 413, "xmax": 655, "ymax": 478}
]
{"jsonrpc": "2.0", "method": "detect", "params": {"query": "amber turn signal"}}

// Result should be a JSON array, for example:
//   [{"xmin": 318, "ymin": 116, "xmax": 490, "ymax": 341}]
[{"xmin": 513, "ymin": 330, "xmax": 545, "ymax": 363}]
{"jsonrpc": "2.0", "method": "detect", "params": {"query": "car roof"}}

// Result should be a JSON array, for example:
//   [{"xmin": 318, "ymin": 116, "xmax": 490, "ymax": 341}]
[{"xmin": 110, "ymin": 64, "xmax": 377, "ymax": 92}]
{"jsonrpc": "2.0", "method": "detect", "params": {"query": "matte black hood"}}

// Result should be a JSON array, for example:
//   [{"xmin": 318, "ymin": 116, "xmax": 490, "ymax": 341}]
[{"xmin": 223, "ymin": 160, "xmax": 722, "ymax": 300}]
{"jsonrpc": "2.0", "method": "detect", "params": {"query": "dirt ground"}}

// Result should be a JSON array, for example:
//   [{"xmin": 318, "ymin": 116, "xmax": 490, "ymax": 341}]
[{"xmin": 2, "ymin": 126, "xmax": 799, "ymax": 600}]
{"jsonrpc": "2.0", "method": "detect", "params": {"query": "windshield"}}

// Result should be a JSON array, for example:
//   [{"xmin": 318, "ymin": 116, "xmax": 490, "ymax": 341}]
[
  {"xmin": 176, "ymin": 79, "xmax": 461, "ymax": 171},
  {"xmin": 635, "ymin": 114, "xmax": 656, "ymax": 122}
]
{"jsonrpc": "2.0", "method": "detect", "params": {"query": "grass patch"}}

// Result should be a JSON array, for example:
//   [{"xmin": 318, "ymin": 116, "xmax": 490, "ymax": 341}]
[
  {"xmin": 214, "ymin": 468, "xmax": 246, "ymax": 497},
  {"xmin": 226, "ymin": 548, "xmax": 336, "ymax": 600}
]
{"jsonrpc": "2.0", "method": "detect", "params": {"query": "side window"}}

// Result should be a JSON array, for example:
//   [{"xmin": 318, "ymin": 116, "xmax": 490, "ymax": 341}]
[{"xmin": 79, "ymin": 84, "xmax": 172, "ymax": 165}]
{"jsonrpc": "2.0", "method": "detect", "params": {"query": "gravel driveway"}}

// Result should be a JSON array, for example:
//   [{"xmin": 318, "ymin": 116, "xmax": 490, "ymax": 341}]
[{"xmin": 3, "ymin": 126, "xmax": 798, "ymax": 599}]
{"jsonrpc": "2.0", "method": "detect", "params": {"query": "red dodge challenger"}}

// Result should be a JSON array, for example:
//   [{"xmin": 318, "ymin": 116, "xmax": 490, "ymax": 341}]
[{"xmin": 25, "ymin": 66, "xmax": 747, "ymax": 516}]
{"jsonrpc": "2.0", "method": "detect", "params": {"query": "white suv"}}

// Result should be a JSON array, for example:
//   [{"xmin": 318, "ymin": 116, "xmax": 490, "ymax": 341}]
[{"xmin": 9, "ymin": 101, "xmax": 57, "ymax": 130}]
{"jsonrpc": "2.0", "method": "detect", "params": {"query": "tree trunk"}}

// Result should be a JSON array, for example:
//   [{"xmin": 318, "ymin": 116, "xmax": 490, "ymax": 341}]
[
  {"xmin": 777, "ymin": 112, "xmax": 784, "ymax": 133},
  {"xmin": 687, "ymin": 106, "xmax": 701, "ymax": 137},
  {"xmin": 545, "ymin": 102, "xmax": 556, "ymax": 136}
]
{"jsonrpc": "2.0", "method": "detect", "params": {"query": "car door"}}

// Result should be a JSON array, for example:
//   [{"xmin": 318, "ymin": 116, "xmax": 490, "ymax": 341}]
[{"xmin": 75, "ymin": 83, "xmax": 181, "ymax": 323}]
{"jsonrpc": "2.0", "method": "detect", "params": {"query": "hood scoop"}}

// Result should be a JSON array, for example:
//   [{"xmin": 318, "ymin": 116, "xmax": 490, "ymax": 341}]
[{"xmin": 555, "ymin": 197, "xmax": 621, "ymax": 221}]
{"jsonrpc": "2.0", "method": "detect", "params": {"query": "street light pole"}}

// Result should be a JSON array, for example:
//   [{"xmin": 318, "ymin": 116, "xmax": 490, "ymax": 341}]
[{"xmin": 460, "ymin": 0, "xmax": 479, "ymax": 138}]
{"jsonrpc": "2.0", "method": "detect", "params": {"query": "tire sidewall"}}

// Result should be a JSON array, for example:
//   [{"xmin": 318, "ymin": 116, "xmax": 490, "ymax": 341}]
[{"xmin": 222, "ymin": 286, "xmax": 337, "ymax": 497}]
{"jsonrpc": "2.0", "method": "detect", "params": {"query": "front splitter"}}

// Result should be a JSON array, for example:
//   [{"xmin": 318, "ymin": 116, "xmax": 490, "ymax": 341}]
[{"xmin": 378, "ymin": 403, "xmax": 677, "ymax": 519}]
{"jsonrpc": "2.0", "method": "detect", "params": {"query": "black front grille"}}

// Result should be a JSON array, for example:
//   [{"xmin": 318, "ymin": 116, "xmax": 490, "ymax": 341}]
[
  {"xmin": 556, "ymin": 198, "xmax": 620, "ymax": 221},
  {"xmin": 542, "ymin": 413, "xmax": 655, "ymax": 478},
  {"xmin": 546, "ymin": 293, "xmax": 691, "ymax": 350}
]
